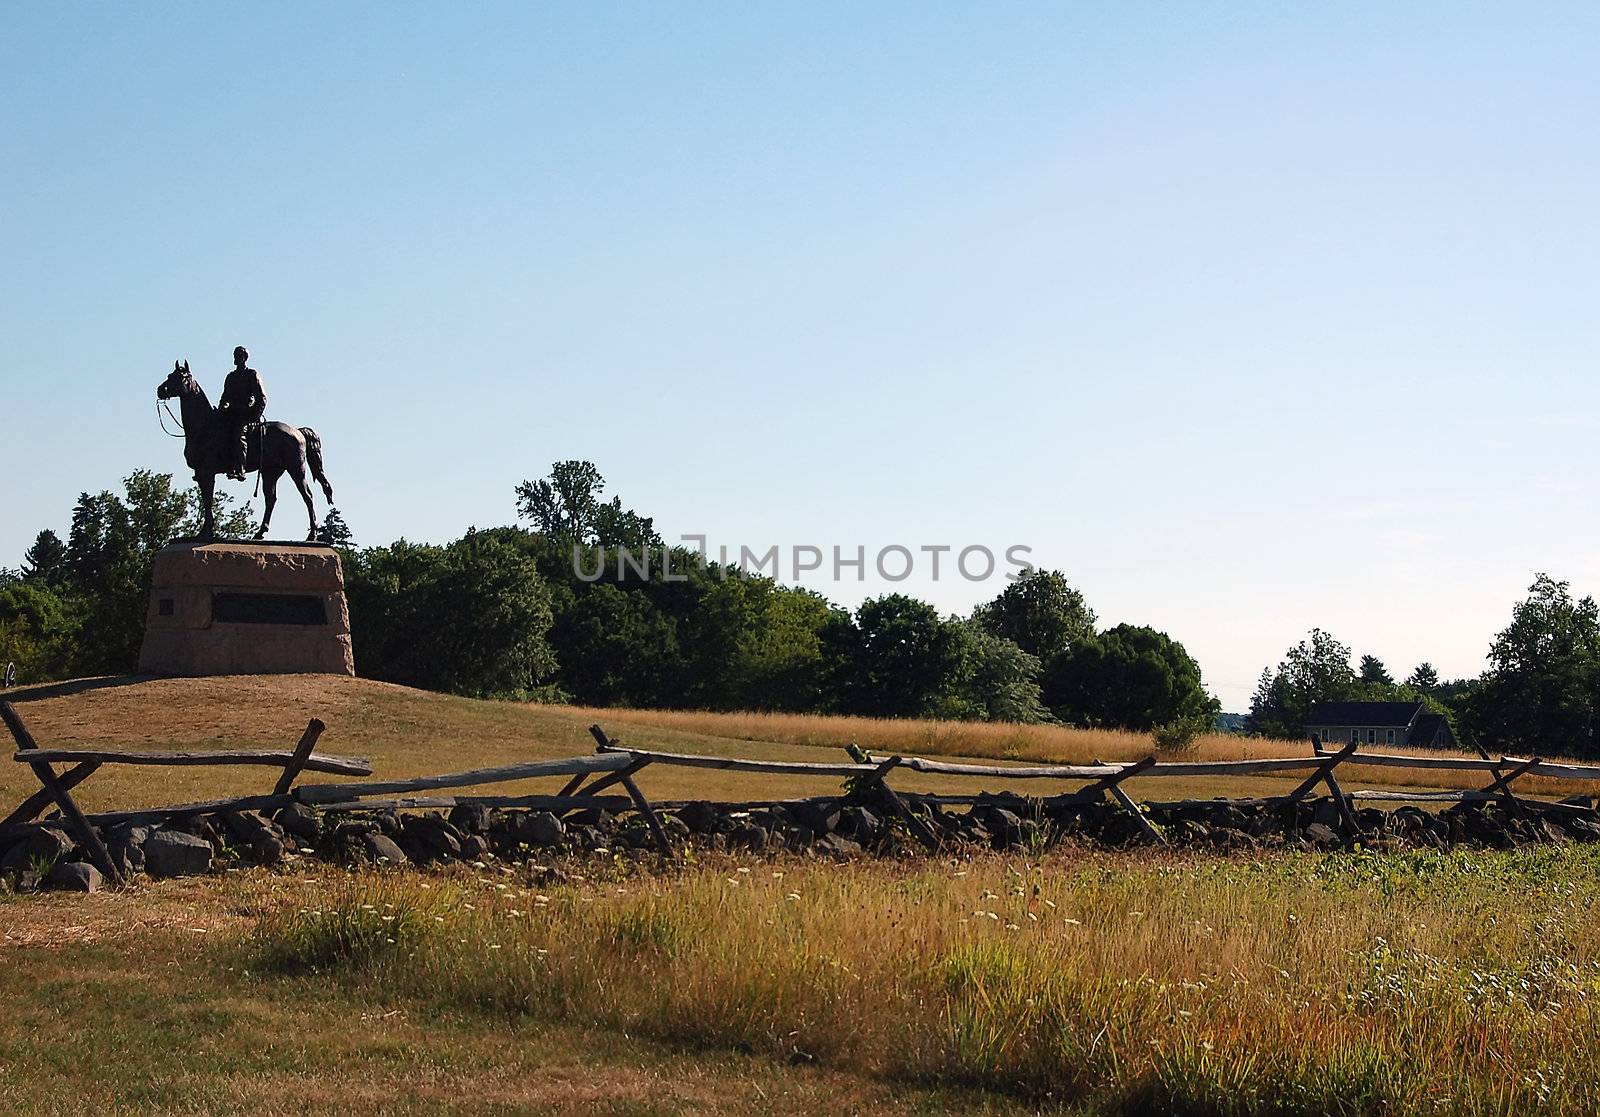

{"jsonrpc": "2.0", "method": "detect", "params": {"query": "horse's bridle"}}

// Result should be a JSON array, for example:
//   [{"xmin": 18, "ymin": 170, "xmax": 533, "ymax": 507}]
[
  {"xmin": 157, "ymin": 396, "xmax": 186, "ymax": 437},
  {"xmin": 157, "ymin": 379, "xmax": 193, "ymax": 438}
]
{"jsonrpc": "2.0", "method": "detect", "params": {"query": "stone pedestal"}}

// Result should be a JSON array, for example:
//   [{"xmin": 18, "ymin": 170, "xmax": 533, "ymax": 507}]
[{"xmin": 137, "ymin": 541, "xmax": 355, "ymax": 676}]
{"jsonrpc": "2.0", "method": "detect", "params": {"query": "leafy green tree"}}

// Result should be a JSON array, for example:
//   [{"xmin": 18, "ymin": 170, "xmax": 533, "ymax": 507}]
[
  {"xmin": 1246, "ymin": 628, "xmax": 1358, "ymax": 739},
  {"xmin": 745, "ymin": 588, "xmax": 855, "ymax": 712},
  {"xmin": 1406, "ymin": 662, "xmax": 1440, "ymax": 691},
  {"xmin": 972, "ymin": 570, "xmax": 1096, "ymax": 661},
  {"xmin": 345, "ymin": 533, "xmax": 556, "ymax": 697},
  {"xmin": 515, "ymin": 461, "xmax": 660, "ymax": 548},
  {"xmin": 1359, "ymin": 655, "xmax": 1393, "ymax": 686},
  {"xmin": 548, "ymin": 582, "xmax": 683, "ymax": 706},
  {"xmin": 950, "ymin": 622, "xmax": 1053, "ymax": 723},
  {"xmin": 1464, "ymin": 575, "xmax": 1600, "ymax": 757},
  {"xmin": 1046, "ymin": 624, "xmax": 1219, "ymax": 734},
  {"xmin": 676, "ymin": 578, "xmax": 849, "ymax": 712},
  {"xmin": 845, "ymin": 594, "xmax": 967, "ymax": 718},
  {"xmin": 0, "ymin": 580, "xmax": 77, "ymax": 682}
]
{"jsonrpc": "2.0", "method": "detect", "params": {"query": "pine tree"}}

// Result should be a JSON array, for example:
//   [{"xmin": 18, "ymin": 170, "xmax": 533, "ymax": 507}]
[
  {"xmin": 20, "ymin": 530, "xmax": 69, "ymax": 586},
  {"xmin": 317, "ymin": 507, "xmax": 354, "ymax": 548}
]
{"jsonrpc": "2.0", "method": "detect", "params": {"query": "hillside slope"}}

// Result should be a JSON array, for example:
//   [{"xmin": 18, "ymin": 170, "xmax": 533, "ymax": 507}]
[
  {"xmin": 1, "ymin": 674, "xmax": 1573, "ymax": 812},
  {"xmin": 4, "ymin": 674, "xmax": 1122, "ymax": 810}
]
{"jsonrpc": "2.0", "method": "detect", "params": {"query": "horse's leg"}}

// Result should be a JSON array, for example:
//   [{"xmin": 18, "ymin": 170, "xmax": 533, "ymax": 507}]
[
  {"xmin": 255, "ymin": 471, "xmax": 279, "ymax": 540},
  {"xmin": 196, "ymin": 472, "xmax": 216, "ymax": 540},
  {"xmin": 289, "ymin": 462, "xmax": 318, "ymax": 541}
]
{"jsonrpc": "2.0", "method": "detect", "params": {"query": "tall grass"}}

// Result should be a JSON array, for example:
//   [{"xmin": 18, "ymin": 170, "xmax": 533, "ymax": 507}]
[
  {"xmin": 251, "ymin": 848, "xmax": 1600, "ymax": 1114},
  {"xmin": 556, "ymin": 704, "xmax": 1600, "ymax": 798}
]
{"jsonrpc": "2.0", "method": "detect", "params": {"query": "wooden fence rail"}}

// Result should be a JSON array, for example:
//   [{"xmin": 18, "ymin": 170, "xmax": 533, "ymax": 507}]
[
  {"xmin": 0, "ymin": 701, "xmax": 365, "ymax": 886},
  {"xmin": 9, "ymin": 700, "xmax": 1600, "ymax": 889}
]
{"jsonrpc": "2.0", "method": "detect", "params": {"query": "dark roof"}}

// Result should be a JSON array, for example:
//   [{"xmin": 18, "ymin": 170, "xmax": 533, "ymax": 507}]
[
  {"xmin": 1305, "ymin": 701, "xmax": 1422, "ymax": 728},
  {"xmin": 1406, "ymin": 713, "xmax": 1454, "ymax": 748}
]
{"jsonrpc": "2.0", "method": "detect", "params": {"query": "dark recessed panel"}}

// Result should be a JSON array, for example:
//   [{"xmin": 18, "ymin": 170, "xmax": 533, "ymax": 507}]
[{"xmin": 211, "ymin": 592, "xmax": 327, "ymax": 626}]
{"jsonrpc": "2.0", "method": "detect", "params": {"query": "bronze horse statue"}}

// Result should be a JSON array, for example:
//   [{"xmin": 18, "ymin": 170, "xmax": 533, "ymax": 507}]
[{"xmin": 156, "ymin": 360, "xmax": 333, "ymax": 541}]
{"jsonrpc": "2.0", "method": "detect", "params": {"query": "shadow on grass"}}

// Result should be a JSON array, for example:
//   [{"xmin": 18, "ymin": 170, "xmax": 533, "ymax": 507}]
[{"xmin": 2, "ymin": 676, "xmax": 161, "ymax": 703}]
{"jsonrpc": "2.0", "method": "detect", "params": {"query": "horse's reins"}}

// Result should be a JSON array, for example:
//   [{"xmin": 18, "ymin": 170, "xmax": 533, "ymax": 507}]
[{"xmin": 156, "ymin": 398, "xmax": 186, "ymax": 437}]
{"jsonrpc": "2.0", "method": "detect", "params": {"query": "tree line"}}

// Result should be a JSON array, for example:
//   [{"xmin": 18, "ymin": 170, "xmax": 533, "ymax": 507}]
[
  {"xmin": 1, "ymin": 462, "xmax": 1218, "ymax": 740},
  {"xmin": 1247, "ymin": 574, "xmax": 1600, "ymax": 758}
]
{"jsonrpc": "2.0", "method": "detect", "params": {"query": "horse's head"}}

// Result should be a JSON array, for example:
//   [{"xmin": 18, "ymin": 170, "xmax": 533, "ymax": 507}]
[{"xmin": 157, "ymin": 359, "xmax": 197, "ymax": 400}]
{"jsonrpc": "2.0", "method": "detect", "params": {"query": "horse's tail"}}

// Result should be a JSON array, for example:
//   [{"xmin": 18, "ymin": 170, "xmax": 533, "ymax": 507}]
[{"xmin": 299, "ymin": 427, "xmax": 334, "ymax": 503}]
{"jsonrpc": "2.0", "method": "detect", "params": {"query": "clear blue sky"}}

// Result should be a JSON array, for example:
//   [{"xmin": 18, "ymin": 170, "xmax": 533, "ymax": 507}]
[{"xmin": 4, "ymin": 3, "xmax": 1597, "ymax": 710}]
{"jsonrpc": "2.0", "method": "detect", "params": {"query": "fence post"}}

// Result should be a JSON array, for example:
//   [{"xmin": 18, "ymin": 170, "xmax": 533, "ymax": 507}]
[
  {"xmin": 0, "ymin": 761, "xmax": 100, "ymax": 829},
  {"xmin": 1087, "ymin": 756, "xmax": 1165, "ymax": 844},
  {"xmin": 615, "ymin": 760, "xmax": 675, "ymax": 857},
  {"xmin": 1, "ymin": 702, "xmax": 124, "ymax": 887},
  {"xmin": 846, "ymin": 754, "xmax": 942, "ymax": 851},
  {"xmin": 1479, "ymin": 755, "xmax": 1541, "ymax": 820},
  {"xmin": 270, "ymin": 719, "xmax": 326, "ymax": 800}
]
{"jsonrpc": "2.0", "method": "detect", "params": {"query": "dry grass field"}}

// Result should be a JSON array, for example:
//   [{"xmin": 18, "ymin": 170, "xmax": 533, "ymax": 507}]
[
  {"xmin": 6, "ymin": 846, "xmax": 1600, "ymax": 1114},
  {"xmin": 6, "ymin": 675, "xmax": 1600, "ymax": 1113},
  {"xmin": 5, "ymin": 674, "xmax": 1592, "ymax": 818},
  {"xmin": 581, "ymin": 705, "xmax": 1600, "ymax": 800}
]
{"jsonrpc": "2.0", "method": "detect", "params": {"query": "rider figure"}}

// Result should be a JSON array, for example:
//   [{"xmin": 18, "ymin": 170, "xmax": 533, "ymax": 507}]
[{"xmin": 217, "ymin": 346, "xmax": 266, "ymax": 481}]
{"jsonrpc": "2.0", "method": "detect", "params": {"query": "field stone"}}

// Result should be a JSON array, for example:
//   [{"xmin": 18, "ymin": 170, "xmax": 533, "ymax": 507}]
[
  {"xmin": 275, "ymin": 803, "xmax": 322, "ymax": 841},
  {"xmin": 1311, "ymin": 799, "xmax": 1344, "ymax": 828},
  {"xmin": 784, "ymin": 802, "xmax": 840, "ymax": 835},
  {"xmin": 727, "ymin": 824, "xmax": 768, "ymax": 852},
  {"xmin": 837, "ymin": 806, "xmax": 881, "ymax": 841},
  {"xmin": 399, "ymin": 815, "xmax": 462, "ymax": 863},
  {"xmin": 220, "ymin": 810, "xmax": 286, "ymax": 863},
  {"xmin": 459, "ymin": 834, "xmax": 490, "ymax": 861},
  {"xmin": 145, "ymin": 830, "xmax": 214, "ymax": 878},
  {"xmin": 814, "ymin": 833, "xmax": 861, "ymax": 859},
  {"xmin": 1, "ymin": 827, "xmax": 72, "ymax": 874},
  {"xmin": 1540, "ymin": 818, "xmax": 1571, "ymax": 844},
  {"xmin": 1303, "ymin": 822, "xmax": 1342, "ymax": 850},
  {"xmin": 107, "ymin": 823, "xmax": 152, "ymax": 877},
  {"xmin": 448, "ymin": 804, "xmax": 492, "ymax": 836},
  {"xmin": 674, "ymin": 801, "xmax": 720, "ymax": 835},
  {"xmin": 45, "ymin": 861, "xmax": 102, "ymax": 893},
  {"xmin": 1167, "ymin": 819, "xmax": 1210, "ymax": 845},
  {"xmin": 976, "ymin": 808, "xmax": 1024, "ymax": 847},
  {"xmin": 519, "ymin": 811, "xmax": 566, "ymax": 847},
  {"xmin": 357, "ymin": 832, "xmax": 408, "ymax": 865}
]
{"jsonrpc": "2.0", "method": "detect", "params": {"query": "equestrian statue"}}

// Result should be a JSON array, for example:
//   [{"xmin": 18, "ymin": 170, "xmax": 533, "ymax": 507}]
[{"xmin": 156, "ymin": 348, "xmax": 334, "ymax": 541}]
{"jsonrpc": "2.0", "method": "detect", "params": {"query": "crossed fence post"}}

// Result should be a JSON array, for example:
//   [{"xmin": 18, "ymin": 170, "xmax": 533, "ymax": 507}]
[{"xmin": 1, "ymin": 701, "xmax": 341, "ymax": 889}]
